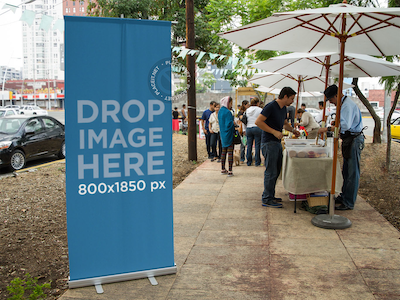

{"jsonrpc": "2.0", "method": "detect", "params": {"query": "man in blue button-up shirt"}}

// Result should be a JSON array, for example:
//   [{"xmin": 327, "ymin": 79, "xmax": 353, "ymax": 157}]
[{"xmin": 318, "ymin": 85, "xmax": 364, "ymax": 210}]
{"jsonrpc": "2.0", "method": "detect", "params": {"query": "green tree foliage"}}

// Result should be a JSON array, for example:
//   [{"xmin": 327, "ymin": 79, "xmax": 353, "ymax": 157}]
[
  {"xmin": 86, "ymin": 0, "xmax": 382, "ymax": 86},
  {"xmin": 201, "ymin": 72, "xmax": 217, "ymax": 89}
]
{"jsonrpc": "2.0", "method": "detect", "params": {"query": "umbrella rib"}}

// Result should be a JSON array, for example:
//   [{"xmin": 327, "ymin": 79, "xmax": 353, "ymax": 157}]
[
  {"xmin": 307, "ymin": 14, "xmax": 339, "ymax": 52},
  {"xmin": 368, "ymin": 12, "xmax": 400, "ymax": 28},
  {"xmin": 346, "ymin": 14, "xmax": 362, "ymax": 33},
  {"xmin": 349, "ymin": 60, "xmax": 372, "ymax": 77},
  {"xmin": 248, "ymin": 15, "xmax": 330, "ymax": 48},
  {"xmin": 269, "ymin": 76, "xmax": 288, "ymax": 88},
  {"xmin": 272, "ymin": 58, "xmax": 303, "ymax": 73},
  {"xmin": 348, "ymin": 14, "xmax": 385, "ymax": 56},
  {"xmin": 220, "ymin": 14, "xmax": 311, "ymax": 35},
  {"xmin": 302, "ymin": 76, "xmax": 324, "ymax": 83},
  {"xmin": 295, "ymin": 15, "xmax": 338, "ymax": 34},
  {"xmin": 306, "ymin": 57, "xmax": 327, "ymax": 76}
]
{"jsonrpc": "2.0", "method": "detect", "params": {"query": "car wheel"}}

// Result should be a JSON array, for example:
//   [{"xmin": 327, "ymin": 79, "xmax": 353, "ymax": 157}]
[
  {"xmin": 58, "ymin": 141, "xmax": 65, "ymax": 159},
  {"xmin": 10, "ymin": 150, "xmax": 26, "ymax": 171}
]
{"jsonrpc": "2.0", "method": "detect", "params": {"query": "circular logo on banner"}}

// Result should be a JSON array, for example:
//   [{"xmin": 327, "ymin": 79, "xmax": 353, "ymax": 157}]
[
  {"xmin": 148, "ymin": 59, "xmax": 173, "ymax": 101},
  {"xmin": 148, "ymin": 59, "xmax": 191, "ymax": 101}
]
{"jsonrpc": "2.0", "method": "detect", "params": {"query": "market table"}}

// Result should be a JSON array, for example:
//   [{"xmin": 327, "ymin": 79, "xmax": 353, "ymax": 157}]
[{"xmin": 282, "ymin": 149, "xmax": 343, "ymax": 213}]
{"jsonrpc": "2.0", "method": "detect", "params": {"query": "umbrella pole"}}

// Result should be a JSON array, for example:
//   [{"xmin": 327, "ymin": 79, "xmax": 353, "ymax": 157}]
[
  {"xmin": 312, "ymin": 14, "xmax": 351, "ymax": 230},
  {"xmin": 320, "ymin": 56, "xmax": 331, "ymax": 140},
  {"xmin": 294, "ymin": 75, "xmax": 301, "ymax": 121}
]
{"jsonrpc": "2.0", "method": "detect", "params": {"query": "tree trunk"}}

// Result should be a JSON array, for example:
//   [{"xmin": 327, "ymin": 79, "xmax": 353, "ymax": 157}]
[
  {"xmin": 352, "ymin": 78, "xmax": 382, "ymax": 143},
  {"xmin": 186, "ymin": 0, "xmax": 197, "ymax": 161},
  {"xmin": 386, "ymin": 82, "xmax": 400, "ymax": 171},
  {"xmin": 251, "ymin": 84, "xmax": 269, "ymax": 104}
]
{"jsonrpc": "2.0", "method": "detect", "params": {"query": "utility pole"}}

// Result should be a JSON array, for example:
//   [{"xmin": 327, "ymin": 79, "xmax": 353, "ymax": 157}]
[{"xmin": 186, "ymin": 0, "xmax": 197, "ymax": 161}]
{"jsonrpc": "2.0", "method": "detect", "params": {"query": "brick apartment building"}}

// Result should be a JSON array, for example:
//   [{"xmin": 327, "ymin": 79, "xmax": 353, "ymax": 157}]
[{"xmin": 368, "ymin": 89, "xmax": 399, "ymax": 108}]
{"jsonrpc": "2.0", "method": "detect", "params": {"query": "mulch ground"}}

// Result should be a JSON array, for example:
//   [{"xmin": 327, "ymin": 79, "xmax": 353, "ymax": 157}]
[{"xmin": 0, "ymin": 134, "xmax": 398, "ymax": 299}]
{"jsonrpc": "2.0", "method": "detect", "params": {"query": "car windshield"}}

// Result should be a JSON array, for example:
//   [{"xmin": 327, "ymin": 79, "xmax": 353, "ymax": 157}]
[{"xmin": 0, "ymin": 118, "xmax": 25, "ymax": 134}]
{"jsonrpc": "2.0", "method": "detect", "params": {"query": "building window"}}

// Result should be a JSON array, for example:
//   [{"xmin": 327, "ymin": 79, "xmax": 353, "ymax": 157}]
[
  {"xmin": 73, "ymin": 7, "xmax": 75, "ymax": 12},
  {"xmin": 73, "ymin": 1, "xmax": 75, "ymax": 5}
]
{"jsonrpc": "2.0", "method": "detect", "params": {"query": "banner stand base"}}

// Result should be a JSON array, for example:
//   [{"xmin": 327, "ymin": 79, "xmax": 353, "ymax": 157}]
[{"xmin": 68, "ymin": 265, "xmax": 177, "ymax": 290}]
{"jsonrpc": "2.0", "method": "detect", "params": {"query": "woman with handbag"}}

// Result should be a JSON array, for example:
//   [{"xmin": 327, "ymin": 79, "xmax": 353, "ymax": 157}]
[{"xmin": 218, "ymin": 96, "xmax": 235, "ymax": 177}]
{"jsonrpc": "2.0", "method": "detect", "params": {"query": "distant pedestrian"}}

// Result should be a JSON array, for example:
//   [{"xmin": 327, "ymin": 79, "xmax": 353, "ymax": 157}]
[
  {"xmin": 208, "ymin": 103, "xmax": 222, "ymax": 162},
  {"xmin": 295, "ymin": 108, "xmax": 320, "ymax": 139},
  {"xmin": 237, "ymin": 100, "xmax": 249, "ymax": 164},
  {"xmin": 245, "ymin": 98, "xmax": 263, "ymax": 166},
  {"xmin": 172, "ymin": 107, "xmax": 179, "ymax": 119},
  {"xmin": 201, "ymin": 101, "xmax": 216, "ymax": 158},
  {"xmin": 181, "ymin": 104, "xmax": 188, "ymax": 135},
  {"xmin": 172, "ymin": 107, "xmax": 179, "ymax": 133},
  {"xmin": 286, "ymin": 104, "xmax": 295, "ymax": 126},
  {"xmin": 218, "ymin": 96, "xmax": 235, "ymax": 177}
]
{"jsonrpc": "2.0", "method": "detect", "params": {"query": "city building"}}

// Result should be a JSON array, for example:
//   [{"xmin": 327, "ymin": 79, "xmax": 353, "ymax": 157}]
[
  {"xmin": 0, "ymin": 66, "xmax": 23, "ymax": 81},
  {"xmin": 63, "ymin": 0, "xmax": 89, "ymax": 17},
  {"xmin": 21, "ymin": 0, "xmax": 64, "ymax": 80}
]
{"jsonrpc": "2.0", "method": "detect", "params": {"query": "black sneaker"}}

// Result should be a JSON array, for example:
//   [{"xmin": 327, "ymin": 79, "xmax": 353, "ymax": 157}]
[
  {"xmin": 274, "ymin": 197, "xmax": 282, "ymax": 202},
  {"xmin": 334, "ymin": 195, "xmax": 343, "ymax": 204},
  {"xmin": 335, "ymin": 203, "xmax": 352, "ymax": 210},
  {"xmin": 262, "ymin": 200, "xmax": 283, "ymax": 208}
]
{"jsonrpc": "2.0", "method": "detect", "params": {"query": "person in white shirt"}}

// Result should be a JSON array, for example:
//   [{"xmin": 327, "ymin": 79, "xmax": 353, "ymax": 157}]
[
  {"xmin": 245, "ymin": 98, "xmax": 263, "ymax": 166},
  {"xmin": 315, "ymin": 101, "xmax": 332, "ymax": 126},
  {"xmin": 295, "ymin": 109, "xmax": 320, "ymax": 139},
  {"xmin": 208, "ymin": 103, "xmax": 222, "ymax": 162}
]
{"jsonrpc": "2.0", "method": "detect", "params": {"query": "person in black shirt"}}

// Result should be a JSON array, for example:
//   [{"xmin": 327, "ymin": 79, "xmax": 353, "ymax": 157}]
[
  {"xmin": 172, "ymin": 107, "xmax": 179, "ymax": 119},
  {"xmin": 255, "ymin": 87, "xmax": 300, "ymax": 208}
]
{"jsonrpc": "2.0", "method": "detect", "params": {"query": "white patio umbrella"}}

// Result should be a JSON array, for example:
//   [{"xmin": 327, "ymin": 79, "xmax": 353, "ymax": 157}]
[
  {"xmin": 251, "ymin": 52, "xmax": 400, "ymax": 78},
  {"xmin": 250, "ymin": 73, "xmax": 352, "ymax": 93},
  {"xmin": 251, "ymin": 52, "xmax": 400, "ymax": 135},
  {"xmin": 219, "ymin": 2, "xmax": 400, "ymax": 229},
  {"xmin": 250, "ymin": 72, "xmax": 352, "ymax": 115},
  {"xmin": 255, "ymin": 86, "xmax": 323, "ymax": 98}
]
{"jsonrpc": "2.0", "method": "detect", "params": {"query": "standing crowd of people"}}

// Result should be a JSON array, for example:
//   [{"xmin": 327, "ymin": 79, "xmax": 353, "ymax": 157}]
[{"xmin": 176, "ymin": 84, "xmax": 363, "ymax": 211}]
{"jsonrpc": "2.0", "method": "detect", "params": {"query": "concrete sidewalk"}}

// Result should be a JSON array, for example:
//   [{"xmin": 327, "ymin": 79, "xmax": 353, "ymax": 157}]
[{"xmin": 60, "ymin": 159, "xmax": 400, "ymax": 299}]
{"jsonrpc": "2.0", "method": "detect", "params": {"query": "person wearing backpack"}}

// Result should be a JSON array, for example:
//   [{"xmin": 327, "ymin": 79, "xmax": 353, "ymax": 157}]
[{"xmin": 245, "ymin": 98, "xmax": 263, "ymax": 166}]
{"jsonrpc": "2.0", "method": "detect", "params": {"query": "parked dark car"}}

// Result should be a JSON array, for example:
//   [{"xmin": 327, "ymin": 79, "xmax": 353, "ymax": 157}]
[{"xmin": 0, "ymin": 115, "xmax": 65, "ymax": 171}]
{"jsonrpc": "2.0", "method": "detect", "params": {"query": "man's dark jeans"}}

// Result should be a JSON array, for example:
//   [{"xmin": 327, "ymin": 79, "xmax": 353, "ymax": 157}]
[
  {"xmin": 261, "ymin": 141, "xmax": 282, "ymax": 203},
  {"xmin": 205, "ymin": 130, "xmax": 211, "ymax": 157},
  {"xmin": 340, "ymin": 134, "xmax": 364, "ymax": 209}
]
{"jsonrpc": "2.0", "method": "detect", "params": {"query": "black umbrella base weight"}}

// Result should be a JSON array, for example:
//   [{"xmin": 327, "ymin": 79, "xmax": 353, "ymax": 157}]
[{"xmin": 311, "ymin": 214, "xmax": 352, "ymax": 229}]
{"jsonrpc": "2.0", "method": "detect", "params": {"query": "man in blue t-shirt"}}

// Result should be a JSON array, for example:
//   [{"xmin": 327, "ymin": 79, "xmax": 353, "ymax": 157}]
[
  {"xmin": 201, "ymin": 101, "xmax": 216, "ymax": 158},
  {"xmin": 255, "ymin": 87, "xmax": 300, "ymax": 208}
]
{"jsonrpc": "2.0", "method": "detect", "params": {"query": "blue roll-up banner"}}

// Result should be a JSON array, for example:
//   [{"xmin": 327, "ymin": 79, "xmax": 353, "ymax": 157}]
[{"xmin": 65, "ymin": 16, "xmax": 176, "ymax": 288}]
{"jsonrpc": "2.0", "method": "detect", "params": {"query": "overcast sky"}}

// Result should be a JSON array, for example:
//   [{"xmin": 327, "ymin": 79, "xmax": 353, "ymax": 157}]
[{"xmin": 0, "ymin": 0, "xmax": 24, "ymax": 69}]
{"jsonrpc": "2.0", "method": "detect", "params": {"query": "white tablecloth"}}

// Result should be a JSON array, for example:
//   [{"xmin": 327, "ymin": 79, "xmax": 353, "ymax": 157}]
[{"xmin": 282, "ymin": 149, "xmax": 343, "ymax": 194}]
